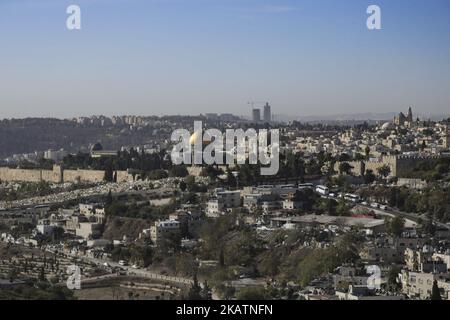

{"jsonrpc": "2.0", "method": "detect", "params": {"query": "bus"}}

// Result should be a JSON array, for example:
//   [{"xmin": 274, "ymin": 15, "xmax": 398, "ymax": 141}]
[
  {"xmin": 34, "ymin": 205, "xmax": 50, "ymax": 209},
  {"xmin": 258, "ymin": 185, "xmax": 274, "ymax": 190},
  {"xmin": 298, "ymin": 183, "xmax": 314, "ymax": 190},
  {"xmin": 279, "ymin": 184, "xmax": 297, "ymax": 189},
  {"xmin": 344, "ymin": 193, "xmax": 361, "ymax": 203},
  {"xmin": 315, "ymin": 185, "xmax": 329, "ymax": 196}
]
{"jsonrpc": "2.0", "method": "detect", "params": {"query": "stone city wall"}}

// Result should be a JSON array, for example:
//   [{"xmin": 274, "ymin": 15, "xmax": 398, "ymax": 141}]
[
  {"xmin": 0, "ymin": 167, "xmax": 43, "ymax": 182},
  {"xmin": 334, "ymin": 155, "xmax": 398, "ymax": 177},
  {"xmin": 0, "ymin": 165, "xmax": 133, "ymax": 184},
  {"xmin": 116, "ymin": 170, "xmax": 135, "ymax": 183},
  {"xmin": 334, "ymin": 154, "xmax": 450, "ymax": 178},
  {"xmin": 62, "ymin": 169, "xmax": 105, "ymax": 183}
]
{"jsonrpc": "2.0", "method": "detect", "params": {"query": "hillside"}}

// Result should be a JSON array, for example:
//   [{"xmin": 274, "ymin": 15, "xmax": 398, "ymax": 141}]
[{"xmin": 102, "ymin": 216, "xmax": 153, "ymax": 241}]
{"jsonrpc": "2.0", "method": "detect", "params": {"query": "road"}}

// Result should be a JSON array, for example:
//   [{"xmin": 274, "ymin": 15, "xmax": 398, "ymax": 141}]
[
  {"xmin": 385, "ymin": 207, "xmax": 450, "ymax": 231},
  {"xmin": 77, "ymin": 255, "xmax": 225, "ymax": 298},
  {"xmin": 355, "ymin": 203, "xmax": 450, "ymax": 231},
  {"xmin": 321, "ymin": 192, "xmax": 450, "ymax": 231},
  {"xmin": 79, "ymin": 256, "xmax": 194, "ymax": 286}
]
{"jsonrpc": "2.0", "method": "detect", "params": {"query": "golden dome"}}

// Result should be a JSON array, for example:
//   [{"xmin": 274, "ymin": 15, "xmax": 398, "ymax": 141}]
[
  {"xmin": 189, "ymin": 131, "xmax": 201, "ymax": 145},
  {"xmin": 189, "ymin": 131, "xmax": 212, "ymax": 145}
]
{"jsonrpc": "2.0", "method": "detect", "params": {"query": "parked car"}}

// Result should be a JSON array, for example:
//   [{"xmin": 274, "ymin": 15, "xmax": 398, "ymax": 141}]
[{"xmin": 118, "ymin": 260, "xmax": 128, "ymax": 266}]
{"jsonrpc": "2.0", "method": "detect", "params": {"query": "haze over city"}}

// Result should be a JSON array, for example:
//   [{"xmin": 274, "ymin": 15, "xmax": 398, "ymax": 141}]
[{"xmin": 1, "ymin": 0, "xmax": 450, "ymax": 119}]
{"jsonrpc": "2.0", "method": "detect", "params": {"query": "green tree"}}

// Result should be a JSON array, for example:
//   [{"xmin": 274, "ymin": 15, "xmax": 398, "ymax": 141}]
[
  {"xmin": 386, "ymin": 265, "xmax": 401, "ymax": 292},
  {"xmin": 218, "ymin": 248, "xmax": 225, "ymax": 268},
  {"xmin": 8, "ymin": 267, "xmax": 18, "ymax": 283},
  {"xmin": 364, "ymin": 170, "xmax": 376, "ymax": 184},
  {"xmin": 216, "ymin": 284, "xmax": 235, "ymax": 300},
  {"xmin": 421, "ymin": 214, "xmax": 436, "ymax": 236},
  {"xmin": 179, "ymin": 181, "xmax": 187, "ymax": 192},
  {"xmin": 38, "ymin": 266, "xmax": 46, "ymax": 282},
  {"xmin": 339, "ymin": 162, "xmax": 353, "ymax": 175},
  {"xmin": 185, "ymin": 175, "xmax": 196, "ymax": 192},
  {"xmin": 201, "ymin": 281, "xmax": 212, "ymax": 300},
  {"xmin": 169, "ymin": 165, "xmax": 189, "ymax": 178},
  {"xmin": 258, "ymin": 250, "xmax": 280, "ymax": 279},
  {"xmin": 187, "ymin": 274, "xmax": 203, "ymax": 300},
  {"xmin": 387, "ymin": 216, "xmax": 405, "ymax": 237},
  {"xmin": 377, "ymin": 165, "xmax": 391, "ymax": 179},
  {"xmin": 104, "ymin": 164, "xmax": 114, "ymax": 182},
  {"xmin": 317, "ymin": 198, "xmax": 337, "ymax": 216},
  {"xmin": 296, "ymin": 233, "xmax": 359, "ymax": 286},
  {"xmin": 389, "ymin": 188, "xmax": 398, "ymax": 208},
  {"xmin": 365, "ymin": 145, "xmax": 371, "ymax": 159},
  {"xmin": 105, "ymin": 190, "xmax": 113, "ymax": 206},
  {"xmin": 431, "ymin": 280, "xmax": 442, "ymax": 300},
  {"xmin": 174, "ymin": 254, "xmax": 197, "ymax": 277},
  {"xmin": 200, "ymin": 166, "xmax": 223, "ymax": 179},
  {"xmin": 421, "ymin": 140, "xmax": 426, "ymax": 151},
  {"xmin": 236, "ymin": 287, "xmax": 268, "ymax": 300},
  {"xmin": 336, "ymin": 198, "xmax": 350, "ymax": 216}
]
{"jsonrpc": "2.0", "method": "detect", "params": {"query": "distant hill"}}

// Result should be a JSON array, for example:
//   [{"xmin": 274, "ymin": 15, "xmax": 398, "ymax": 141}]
[
  {"xmin": 0, "ymin": 118, "xmax": 161, "ymax": 158},
  {"xmin": 297, "ymin": 112, "xmax": 396, "ymax": 122},
  {"xmin": 274, "ymin": 112, "xmax": 450, "ymax": 123}
]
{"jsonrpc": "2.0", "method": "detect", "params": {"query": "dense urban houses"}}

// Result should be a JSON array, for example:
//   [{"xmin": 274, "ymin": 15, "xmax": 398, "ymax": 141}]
[{"xmin": 1, "ymin": 109, "xmax": 450, "ymax": 300}]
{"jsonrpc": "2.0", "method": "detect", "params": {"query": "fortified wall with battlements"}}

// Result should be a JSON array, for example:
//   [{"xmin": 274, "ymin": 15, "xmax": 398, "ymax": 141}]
[
  {"xmin": 0, "ymin": 165, "xmax": 134, "ymax": 184},
  {"xmin": 334, "ymin": 154, "xmax": 448, "ymax": 177}
]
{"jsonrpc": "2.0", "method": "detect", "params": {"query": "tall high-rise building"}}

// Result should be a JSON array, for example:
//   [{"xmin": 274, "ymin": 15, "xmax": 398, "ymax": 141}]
[
  {"xmin": 252, "ymin": 108, "xmax": 261, "ymax": 122},
  {"xmin": 263, "ymin": 102, "xmax": 271, "ymax": 122},
  {"xmin": 407, "ymin": 107, "xmax": 413, "ymax": 123}
]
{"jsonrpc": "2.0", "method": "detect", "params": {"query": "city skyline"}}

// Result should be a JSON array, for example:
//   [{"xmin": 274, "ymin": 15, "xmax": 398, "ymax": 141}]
[
  {"xmin": 2, "ymin": 0, "xmax": 450, "ymax": 306},
  {"xmin": 1, "ymin": 0, "xmax": 450, "ymax": 118}
]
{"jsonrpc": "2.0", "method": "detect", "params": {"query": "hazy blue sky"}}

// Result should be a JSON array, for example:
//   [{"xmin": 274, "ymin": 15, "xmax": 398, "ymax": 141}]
[{"xmin": 1, "ymin": 0, "xmax": 449, "ymax": 119}]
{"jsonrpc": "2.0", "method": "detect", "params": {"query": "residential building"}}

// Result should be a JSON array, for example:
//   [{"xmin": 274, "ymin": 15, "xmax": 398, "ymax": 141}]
[{"xmin": 150, "ymin": 220, "xmax": 181, "ymax": 244}]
